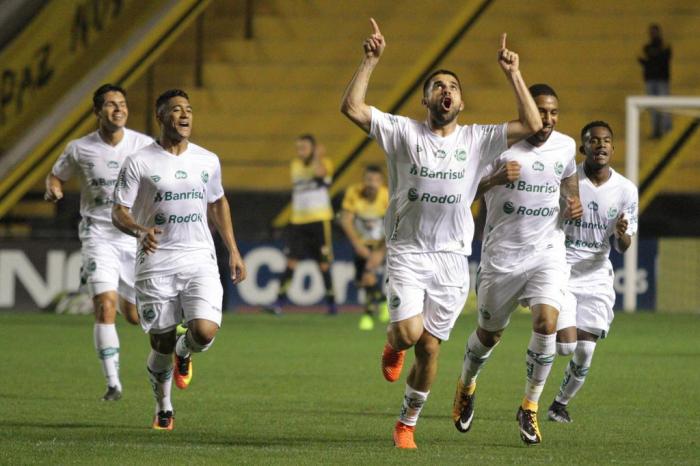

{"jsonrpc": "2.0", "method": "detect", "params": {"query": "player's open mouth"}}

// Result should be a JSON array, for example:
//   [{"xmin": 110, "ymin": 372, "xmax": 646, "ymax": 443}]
[
  {"xmin": 178, "ymin": 121, "xmax": 190, "ymax": 128},
  {"xmin": 594, "ymin": 150, "xmax": 607, "ymax": 156},
  {"xmin": 441, "ymin": 97, "xmax": 452, "ymax": 111}
]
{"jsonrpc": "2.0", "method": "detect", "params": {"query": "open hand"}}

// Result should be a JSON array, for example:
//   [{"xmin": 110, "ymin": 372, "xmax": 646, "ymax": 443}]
[{"xmin": 615, "ymin": 213, "xmax": 629, "ymax": 238}]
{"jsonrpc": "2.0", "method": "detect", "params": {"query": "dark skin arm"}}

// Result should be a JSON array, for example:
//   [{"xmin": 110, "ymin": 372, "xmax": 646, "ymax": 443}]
[{"xmin": 614, "ymin": 214, "xmax": 632, "ymax": 253}]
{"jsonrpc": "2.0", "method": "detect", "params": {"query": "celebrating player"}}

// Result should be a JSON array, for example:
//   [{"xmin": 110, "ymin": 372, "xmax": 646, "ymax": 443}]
[
  {"xmin": 339, "ymin": 164, "xmax": 390, "ymax": 330},
  {"xmin": 112, "ymin": 89, "xmax": 246, "ymax": 430},
  {"xmin": 266, "ymin": 134, "xmax": 337, "ymax": 315},
  {"xmin": 547, "ymin": 121, "xmax": 638, "ymax": 423},
  {"xmin": 340, "ymin": 19, "xmax": 542, "ymax": 449},
  {"xmin": 45, "ymin": 84, "xmax": 153, "ymax": 401},
  {"xmin": 452, "ymin": 84, "xmax": 582, "ymax": 445}
]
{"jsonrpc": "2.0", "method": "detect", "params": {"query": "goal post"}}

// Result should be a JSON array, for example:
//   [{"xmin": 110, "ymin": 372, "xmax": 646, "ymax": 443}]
[{"xmin": 624, "ymin": 95, "xmax": 700, "ymax": 312}]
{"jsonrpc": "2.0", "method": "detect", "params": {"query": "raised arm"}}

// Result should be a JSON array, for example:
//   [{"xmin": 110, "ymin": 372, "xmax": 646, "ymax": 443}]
[
  {"xmin": 498, "ymin": 33, "xmax": 543, "ymax": 147},
  {"xmin": 340, "ymin": 18, "xmax": 385, "ymax": 133},
  {"xmin": 208, "ymin": 195, "xmax": 247, "ymax": 284}
]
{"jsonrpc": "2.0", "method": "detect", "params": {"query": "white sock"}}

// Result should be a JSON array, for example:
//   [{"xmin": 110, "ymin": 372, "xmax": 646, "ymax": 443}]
[
  {"xmin": 556, "ymin": 340, "xmax": 596, "ymax": 405},
  {"xmin": 460, "ymin": 331, "xmax": 497, "ymax": 386},
  {"xmin": 147, "ymin": 350, "xmax": 173, "ymax": 413},
  {"xmin": 398, "ymin": 384, "xmax": 429, "ymax": 427},
  {"xmin": 556, "ymin": 341, "xmax": 577, "ymax": 356},
  {"xmin": 176, "ymin": 331, "xmax": 215, "ymax": 357},
  {"xmin": 524, "ymin": 332, "xmax": 556, "ymax": 405},
  {"xmin": 94, "ymin": 323, "xmax": 121, "ymax": 390}
]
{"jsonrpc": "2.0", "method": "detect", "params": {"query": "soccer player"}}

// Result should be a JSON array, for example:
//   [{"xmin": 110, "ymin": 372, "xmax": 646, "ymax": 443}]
[
  {"xmin": 339, "ymin": 164, "xmax": 390, "ymax": 330},
  {"xmin": 340, "ymin": 18, "xmax": 543, "ymax": 449},
  {"xmin": 547, "ymin": 121, "xmax": 638, "ymax": 423},
  {"xmin": 112, "ymin": 89, "xmax": 246, "ymax": 430},
  {"xmin": 452, "ymin": 84, "xmax": 583, "ymax": 445},
  {"xmin": 44, "ymin": 83, "xmax": 153, "ymax": 401},
  {"xmin": 266, "ymin": 134, "xmax": 337, "ymax": 315}
]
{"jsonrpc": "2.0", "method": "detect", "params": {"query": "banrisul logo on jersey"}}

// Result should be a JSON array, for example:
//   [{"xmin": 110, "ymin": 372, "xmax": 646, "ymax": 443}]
[
  {"xmin": 588, "ymin": 201, "xmax": 599, "ymax": 211},
  {"xmin": 504, "ymin": 180, "xmax": 557, "ymax": 194},
  {"xmin": 107, "ymin": 160, "xmax": 119, "ymax": 169},
  {"xmin": 175, "ymin": 170, "xmax": 188, "ymax": 179},
  {"xmin": 409, "ymin": 164, "xmax": 465, "ymax": 180},
  {"xmin": 201, "ymin": 171, "xmax": 209, "ymax": 183},
  {"xmin": 607, "ymin": 206, "xmax": 619, "ymax": 219},
  {"xmin": 503, "ymin": 201, "xmax": 515, "ymax": 214},
  {"xmin": 154, "ymin": 213, "xmax": 166, "ymax": 225},
  {"xmin": 532, "ymin": 161, "xmax": 545, "ymax": 171},
  {"xmin": 154, "ymin": 189, "xmax": 205, "ymax": 202},
  {"xmin": 554, "ymin": 161, "xmax": 564, "ymax": 176}
]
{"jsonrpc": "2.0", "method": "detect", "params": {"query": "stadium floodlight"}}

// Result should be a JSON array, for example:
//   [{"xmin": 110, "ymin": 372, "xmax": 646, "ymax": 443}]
[{"xmin": 625, "ymin": 95, "xmax": 700, "ymax": 312}]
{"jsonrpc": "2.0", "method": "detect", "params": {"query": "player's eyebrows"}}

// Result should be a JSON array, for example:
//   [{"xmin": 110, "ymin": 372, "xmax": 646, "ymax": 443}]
[
  {"xmin": 432, "ymin": 78, "xmax": 459, "ymax": 89},
  {"xmin": 170, "ymin": 103, "xmax": 193, "ymax": 112}
]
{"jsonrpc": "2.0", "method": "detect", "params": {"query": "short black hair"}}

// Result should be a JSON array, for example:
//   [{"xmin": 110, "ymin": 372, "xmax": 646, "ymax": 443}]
[
  {"xmin": 581, "ymin": 120, "xmax": 614, "ymax": 140},
  {"xmin": 155, "ymin": 89, "xmax": 190, "ymax": 115},
  {"xmin": 529, "ymin": 83, "xmax": 558, "ymax": 100},
  {"xmin": 364, "ymin": 164, "xmax": 383, "ymax": 175},
  {"xmin": 422, "ymin": 69, "xmax": 462, "ymax": 96},
  {"xmin": 93, "ymin": 84, "xmax": 126, "ymax": 110},
  {"xmin": 297, "ymin": 133, "xmax": 316, "ymax": 147}
]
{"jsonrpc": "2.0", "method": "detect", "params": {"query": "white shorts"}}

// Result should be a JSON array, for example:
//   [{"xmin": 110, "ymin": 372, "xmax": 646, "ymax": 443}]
[
  {"xmin": 476, "ymin": 248, "xmax": 568, "ymax": 332},
  {"xmin": 557, "ymin": 265, "xmax": 615, "ymax": 338},
  {"xmin": 80, "ymin": 239, "xmax": 136, "ymax": 303},
  {"xmin": 135, "ymin": 266, "xmax": 223, "ymax": 334},
  {"xmin": 385, "ymin": 252, "xmax": 469, "ymax": 341}
]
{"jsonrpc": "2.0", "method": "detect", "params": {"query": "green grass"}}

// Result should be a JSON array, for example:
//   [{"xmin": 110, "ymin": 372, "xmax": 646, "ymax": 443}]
[{"xmin": 1, "ymin": 311, "xmax": 699, "ymax": 465}]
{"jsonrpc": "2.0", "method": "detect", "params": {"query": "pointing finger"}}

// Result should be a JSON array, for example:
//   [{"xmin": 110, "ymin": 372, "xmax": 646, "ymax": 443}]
[
  {"xmin": 500, "ymin": 32, "xmax": 507, "ymax": 50},
  {"xmin": 370, "ymin": 17, "xmax": 381, "ymax": 35}
]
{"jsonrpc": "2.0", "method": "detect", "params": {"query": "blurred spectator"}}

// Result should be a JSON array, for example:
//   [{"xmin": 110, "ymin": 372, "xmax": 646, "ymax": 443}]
[{"xmin": 638, "ymin": 24, "xmax": 672, "ymax": 138}]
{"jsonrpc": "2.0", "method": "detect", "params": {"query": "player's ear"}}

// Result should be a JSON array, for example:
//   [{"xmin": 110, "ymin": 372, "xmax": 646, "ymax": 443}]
[
  {"xmin": 421, "ymin": 97, "xmax": 427, "ymax": 108},
  {"xmin": 578, "ymin": 144, "xmax": 585, "ymax": 155},
  {"xmin": 459, "ymin": 101, "xmax": 464, "ymax": 112}
]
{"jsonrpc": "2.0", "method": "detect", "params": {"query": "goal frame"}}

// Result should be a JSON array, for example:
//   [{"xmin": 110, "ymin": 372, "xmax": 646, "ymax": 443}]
[{"xmin": 624, "ymin": 95, "xmax": 700, "ymax": 311}]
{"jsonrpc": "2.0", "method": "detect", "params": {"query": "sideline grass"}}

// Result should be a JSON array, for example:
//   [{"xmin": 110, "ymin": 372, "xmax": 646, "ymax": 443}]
[{"xmin": 1, "ymin": 311, "xmax": 698, "ymax": 464}]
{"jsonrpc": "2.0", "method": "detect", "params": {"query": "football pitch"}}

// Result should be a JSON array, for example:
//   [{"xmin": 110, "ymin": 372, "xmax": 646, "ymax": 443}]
[{"xmin": 1, "ymin": 310, "xmax": 698, "ymax": 465}]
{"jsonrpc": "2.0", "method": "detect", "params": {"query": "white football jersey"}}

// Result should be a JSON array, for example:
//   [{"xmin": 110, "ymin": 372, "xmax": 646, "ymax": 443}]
[
  {"xmin": 113, "ymin": 141, "xmax": 225, "ymax": 280},
  {"xmin": 481, "ymin": 130, "xmax": 576, "ymax": 269},
  {"xmin": 564, "ymin": 164, "xmax": 638, "ymax": 277},
  {"xmin": 369, "ymin": 106, "xmax": 507, "ymax": 256},
  {"xmin": 51, "ymin": 128, "xmax": 154, "ymax": 241}
]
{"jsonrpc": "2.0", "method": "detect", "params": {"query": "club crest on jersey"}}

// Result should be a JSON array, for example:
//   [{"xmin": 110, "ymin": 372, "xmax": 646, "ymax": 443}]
[
  {"xmin": 142, "ymin": 306, "xmax": 157, "ymax": 323},
  {"xmin": 154, "ymin": 212, "xmax": 166, "ymax": 225},
  {"xmin": 587, "ymin": 201, "xmax": 599, "ymax": 211},
  {"xmin": 607, "ymin": 206, "xmax": 619, "ymax": 219},
  {"xmin": 389, "ymin": 295, "xmax": 401, "ymax": 309},
  {"xmin": 175, "ymin": 170, "xmax": 188, "ymax": 179},
  {"xmin": 554, "ymin": 161, "xmax": 564, "ymax": 175},
  {"xmin": 151, "ymin": 175, "xmax": 161, "ymax": 183},
  {"xmin": 532, "ymin": 161, "xmax": 545, "ymax": 171},
  {"xmin": 479, "ymin": 305, "xmax": 491, "ymax": 320},
  {"xmin": 201, "ymin": 171, "xmax": 209, "ymax": 183},
  {"xmin": 107, "ymin": 160, "xmax": 119, "ymax": 169},
  {"xmin": 503, "ymin": 201, "xmax": 515, "ymax": 214},
  {"xmin": 434, "ymin": 149, "xmax": 447, "ymax": 159},
  {"xmin": 454, "ymin": 149, "xmax": 467, "ymax": 162}
]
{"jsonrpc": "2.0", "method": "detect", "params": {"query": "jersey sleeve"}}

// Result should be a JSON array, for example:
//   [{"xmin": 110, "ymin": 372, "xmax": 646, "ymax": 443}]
[
  {"xmin": 369, "ymin": 106, "xmax": 409, "ymax": 160},
  {"xmin": 51, "ymin": 142, "xmax": 78, "ymax": 181},
  {"xmin": 622, "ymin": 184, "xmax": 639, "ymax": 237},
  {"xmin": 207, "ymin": 157, "xmax": 225, "ymax": 203},
  {"xmin": 563, "ymin": 139, "xmax": 577, "ymax": 178},
  {"xmin": 474, "ymin": 123, "xmax": 508, "ymax": 169},
  {"xmin": 113, "ymin": 155, "xmax": 141, "ymax": 208},
  {"xmin": 341, "ymin": 186, "xmax": 358, "ymax": 213}
]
